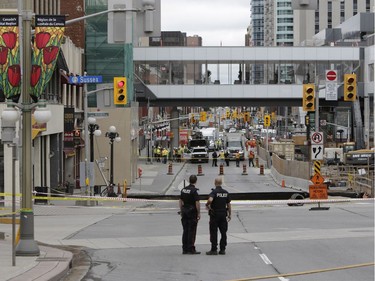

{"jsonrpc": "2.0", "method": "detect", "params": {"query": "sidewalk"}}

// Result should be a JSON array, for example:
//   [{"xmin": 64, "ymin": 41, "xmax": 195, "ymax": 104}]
[{"xmin": 0, "ymin": 156, "xmax": 181, "ymax": 281}]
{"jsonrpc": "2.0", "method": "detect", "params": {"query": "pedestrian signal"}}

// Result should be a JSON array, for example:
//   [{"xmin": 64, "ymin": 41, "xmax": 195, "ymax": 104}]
[
  {"xmin": 303, "ymin": 84, "xmax": 315, "ymax": 111},
  {"xmin": 344, "ymin": 74, "xmax": 356, "ymax": 101},
  {"xmin": 113, "ymin": 77, "xmax": 127, "ymax": 105}
]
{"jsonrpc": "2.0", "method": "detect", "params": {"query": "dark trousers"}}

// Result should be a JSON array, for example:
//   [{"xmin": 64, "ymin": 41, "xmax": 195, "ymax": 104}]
[
  {"xmin": 212, "ymin": 159, "xmax": 217, "ymax": 167},
  {"xmin": 209, "ymin": 212, "xmax": 228, "ymax": 252},
  {"xmin": 181, "ymin": 216, "xmax": 198, "ymax": 252},
  {"xmin": 249, "ymin": 158, "xmax": 254, "ymax": 167},
  {"xmin": 236, "ymin": 159, "xmax": 240, "ymax": 167}
]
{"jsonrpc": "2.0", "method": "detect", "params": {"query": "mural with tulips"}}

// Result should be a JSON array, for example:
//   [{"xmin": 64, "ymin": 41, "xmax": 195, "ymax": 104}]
[
  {"xmin": 0, "ymin": 16, "xmax": 20, "ymax": 102},
  {"xmin": 30, "ymin": 15, "xmax": 65, "ymax": 102}
]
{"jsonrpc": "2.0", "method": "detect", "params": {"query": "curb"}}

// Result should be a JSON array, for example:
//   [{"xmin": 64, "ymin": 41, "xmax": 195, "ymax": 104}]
[{"xmin": 9, "ymin": 245, "xmax": 73, "ymax": 281}]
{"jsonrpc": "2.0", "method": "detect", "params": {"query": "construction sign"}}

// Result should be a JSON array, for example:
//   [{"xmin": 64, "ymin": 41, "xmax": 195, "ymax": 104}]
[
  {"xmin": 311, "ymin": 173, "xmax": 325, "ymax": 185},
  {"xmin": 309, "ymin": 184, "xmax": 328, "ymax": 200}
]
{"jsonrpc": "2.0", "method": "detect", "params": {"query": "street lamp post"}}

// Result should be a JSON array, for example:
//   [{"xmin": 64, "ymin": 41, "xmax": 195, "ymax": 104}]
[
  {"xmin": 105, "ymin": 126, "xmax": 121, "ymax": 196},
  {"xmin": 87, "ymin": 117, "xmax": 102, "ymax": 162},
  {"xmin": 1, "ymin": 0, "xmax": 50, "ymax": 256}
]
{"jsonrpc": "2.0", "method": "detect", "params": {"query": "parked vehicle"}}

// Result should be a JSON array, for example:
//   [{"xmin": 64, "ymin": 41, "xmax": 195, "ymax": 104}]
[
  {"xmin": 224, "ymin": 132, "xmax": 245, "ymax": 160},
  {"xmin": 190, "ymin": 147, "xmax": 209, "ymax": 163}
]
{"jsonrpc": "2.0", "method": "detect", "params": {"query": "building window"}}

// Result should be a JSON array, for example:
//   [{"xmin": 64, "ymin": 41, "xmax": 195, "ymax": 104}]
[
  {"xmin": 353, "ymin": 0, "xmax": 358, "ymax": 15},
  {"xmin": 369, "ymin": 64, "xmax": 374, "ymax": 82},
  {"xmin": 366, "ymin": 0, "xmax": 371, "ymax": 11}
]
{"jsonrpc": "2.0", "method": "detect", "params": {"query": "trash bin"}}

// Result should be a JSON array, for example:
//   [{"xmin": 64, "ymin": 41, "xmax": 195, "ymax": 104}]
[
  {"xmin": 94, "ymin": 185, "xmax": 101, "ymax": 195},
  {"xmin": 34, "ymin": 186, "xmax": 48, "ymax": 204}
]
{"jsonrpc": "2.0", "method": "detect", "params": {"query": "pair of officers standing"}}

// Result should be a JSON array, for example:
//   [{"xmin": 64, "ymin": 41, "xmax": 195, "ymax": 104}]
[{"xmin": 179, "ymin": 175, "xmax": 231, "ymax": 255}]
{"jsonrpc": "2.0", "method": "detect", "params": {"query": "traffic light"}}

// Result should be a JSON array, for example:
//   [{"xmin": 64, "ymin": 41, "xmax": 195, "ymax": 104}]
[
  {"xmin": 344, "ymin": 74, "xmax": 357, "ymax": 101},
  {"xmin": 264, "ymin": 115, "xmax": 271, "ymax": 127},
  {"xmin": 302, "ymin": 84, "xmax": 315, "ymax": 111},
  {"xmin": 113, "ymin": 77, "xmax": 127, "ymax": 105},
  {"xmin": 200, "ymin": 111, "xmax": 207, "ymax": 122},
  {"xmin": 226, "ymin": 109, "xmax": 230, "ymax": 119}
]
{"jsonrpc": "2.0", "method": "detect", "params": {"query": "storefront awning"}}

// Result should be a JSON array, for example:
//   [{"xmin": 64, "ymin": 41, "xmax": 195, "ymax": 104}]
[{"xmin": 63, "ymin": 148, "xmax": 75, "ymax": 157}]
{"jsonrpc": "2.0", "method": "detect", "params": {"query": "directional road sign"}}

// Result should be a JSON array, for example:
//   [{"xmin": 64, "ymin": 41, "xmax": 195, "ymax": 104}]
[
  {"xmin": 69, "ymin": 75, "xmax": 103, "ymax": 84},
  {"xmin": 311, "ymin": 145, "xmax": 324, "ymax": 160}
]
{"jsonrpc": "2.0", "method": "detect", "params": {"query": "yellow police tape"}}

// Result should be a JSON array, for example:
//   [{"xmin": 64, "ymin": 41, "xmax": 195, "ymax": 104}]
[
  {"xmin": 226, "ymin": 262, "xmax": 375, "ymax": 281},
  {"xmin": 1, "ymin": 193, "xmax": 374, "ymax": 207}
]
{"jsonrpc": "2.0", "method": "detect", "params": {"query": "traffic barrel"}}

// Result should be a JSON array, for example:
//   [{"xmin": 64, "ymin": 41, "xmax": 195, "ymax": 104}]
[
  {"xmin": 197, "ymin": 164, "xmax": 204, "ymax": 176},
  {"xmin": 255, "ymin": 157, "xmax": 259, "ymax": 168},
  {"xmin": 167, "ymin": 163, "xmax": 174, "ymax": 175},
  {"xmin": 219, "ymin": 164, "xmax": 224, "ymax": 175},
  {"xmin": 242, "ymin": 164, "xmax": 248, "ymax": 175},
  {"xmin": 281, "ymin": 179, "xmax": 285, "ymax": 188},
  {"xmin": 259, "ymin": 164, "xmax": 264, "ymax": 175}
]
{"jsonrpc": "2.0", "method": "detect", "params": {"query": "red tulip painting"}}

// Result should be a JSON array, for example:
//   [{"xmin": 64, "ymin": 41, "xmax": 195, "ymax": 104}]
[
  {"xmin": 0, "ymin": 46, "xmax": 8, "ymax": 65},
  {"xmin": 30, "ymin": 16, "xmax": 65, "ymax": 102},
  {"xmin": 7, "ymin": 64, "xmax": 21, "ymax": 87},
  {"xmin": 2, "ymin": 31, "xmax": 17, "ymax": 49},
  {"xmin": 35, "ymin": 32, "xmax": 51, "ymax": 50},
  {"xmin": 43, "ymin": 46, "xmax": 59, "ymax": 65},
  {"xmin": 0, "ymin": 16, "xmax": 20, "ymax": 102},
  {"xmin": 31, "ymin": 65, "xmax": 42, "ymax": 87}
]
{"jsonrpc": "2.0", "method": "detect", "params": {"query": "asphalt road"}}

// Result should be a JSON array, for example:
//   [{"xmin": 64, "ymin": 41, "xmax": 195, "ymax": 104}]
[
  {"xmin": 65, "ymin": 201, "xmax": 373, "ymax": 281},
  {"xmin": 58, "ymin": 161, "xmax": 374, "ymax": 281}
]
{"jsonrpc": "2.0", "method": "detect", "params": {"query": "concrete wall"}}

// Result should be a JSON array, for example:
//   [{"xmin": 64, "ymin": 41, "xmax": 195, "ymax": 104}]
[{"xmin": 258, "ymin": 146, "xmax": 311, "ymax": 192}]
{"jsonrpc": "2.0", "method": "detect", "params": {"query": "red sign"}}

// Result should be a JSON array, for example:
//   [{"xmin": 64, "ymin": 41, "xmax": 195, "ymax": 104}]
[{"xmin": 326, "ymin": 70, "xmax": 337, "ymax": 81}]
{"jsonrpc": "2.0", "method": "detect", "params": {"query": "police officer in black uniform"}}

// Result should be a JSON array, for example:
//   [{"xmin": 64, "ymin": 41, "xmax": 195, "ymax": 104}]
[
  {"xmin": 179, "ymin": 174, "xmax": 201, "ymax": 254},
  {"xmin": 206, "ymin": 177, "xmax": 231, "ymax": 255}
]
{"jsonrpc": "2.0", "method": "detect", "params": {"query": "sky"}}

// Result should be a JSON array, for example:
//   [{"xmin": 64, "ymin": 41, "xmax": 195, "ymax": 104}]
[{"xmin": 161, "ymin": 0, "xmax": 250, "ymax": 46}]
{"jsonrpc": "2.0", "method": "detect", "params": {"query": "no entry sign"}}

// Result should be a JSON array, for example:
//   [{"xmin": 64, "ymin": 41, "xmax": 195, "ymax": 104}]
[{"xmin": 326, "ymin": 70, "xmax": 337, "ymax": 81}]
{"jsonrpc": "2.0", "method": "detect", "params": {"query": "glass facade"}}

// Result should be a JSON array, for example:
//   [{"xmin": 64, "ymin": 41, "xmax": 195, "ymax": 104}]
[
  {"xmin": 134, "ymin": 60, "xmax": 359, "ymax": 86},
  {"xmin": 85, "ymin": 0, "xmax": 125, "ymax": 94}
]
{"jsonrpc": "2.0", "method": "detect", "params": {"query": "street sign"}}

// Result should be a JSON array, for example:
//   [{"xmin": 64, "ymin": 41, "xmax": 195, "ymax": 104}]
[
  {"xmin": 325, "ymin": 81, "xmax": 338, "ymax": 101},
  {"xmin": 311, "ymin": 145, "xmax": 324, "ymax": 160},
  {"xmin": 311, "ymin": 173, "xmax": 325, "ymax": 185},
  {"xmin": 88, "ymin": 112, "xmax": 109, "ymax": 118},
  {"xmin": 326, "ymin": 70, "xmax": 337, "ymax": 81},
  {"xmin": 69, "ymin": 75, "xmax": 103, "ymax": 84},
  {"xmin": 311, "ymin": 131, "xmax": 324, "ymax": 145},
  {"xmin": 309, "ymin": 184, "xmax": 328, "ymax": 200}
]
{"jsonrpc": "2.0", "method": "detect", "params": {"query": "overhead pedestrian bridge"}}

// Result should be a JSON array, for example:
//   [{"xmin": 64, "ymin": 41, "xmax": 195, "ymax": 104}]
[{"xmin": 133, "ymin": 46, "xmax": 360, "ymax": 107}]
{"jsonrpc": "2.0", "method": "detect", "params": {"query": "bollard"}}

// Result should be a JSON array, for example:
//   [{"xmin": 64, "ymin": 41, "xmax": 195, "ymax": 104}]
[
  {"xmin": 242, "ymin": 164, "xmax": 248, "ymax": 175},
  {"xmin": 167, "ymin": 162, "xmax": 174, "ymax": 175},
  {"xmin": 219, "ymin": 164, "xmax": 224, "ymax": 175},
  {"xmin": 255, "ymin": 157, "xmax": 259, "ymax": 168},
  {"xmin": 117, "ymin": 183, "xmax": 121, "ymax": 195},
  {"xmin": 281, "ymin": 179, "xmax": 285, "ymax": 188},
  {"xmin": 197, "ymin": 164, "xmax": 204, "ymax": 176},
  {"xmin": 259, "ymin": 164, "xmax": 264, "ymax": 175}
]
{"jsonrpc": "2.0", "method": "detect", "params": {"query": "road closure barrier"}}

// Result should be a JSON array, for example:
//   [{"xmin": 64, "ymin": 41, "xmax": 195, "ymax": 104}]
[
  {"xmin": 242, "ymin": 164, "xmax": 248, "ymax": 175},
  {"xmin": 219, "ymin": 164, "xmax": 224, "ymax": 175},
  {"xmin": 167, "ymin": 163, "xmax": 173, "ymax": 175},
  {"xmin": 197, "ymin": 164, "xmax": 204, "ymax": 176},
  {"xmin": 259, "ymin": 165, "xmax": 264, "ymax": 175}
]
